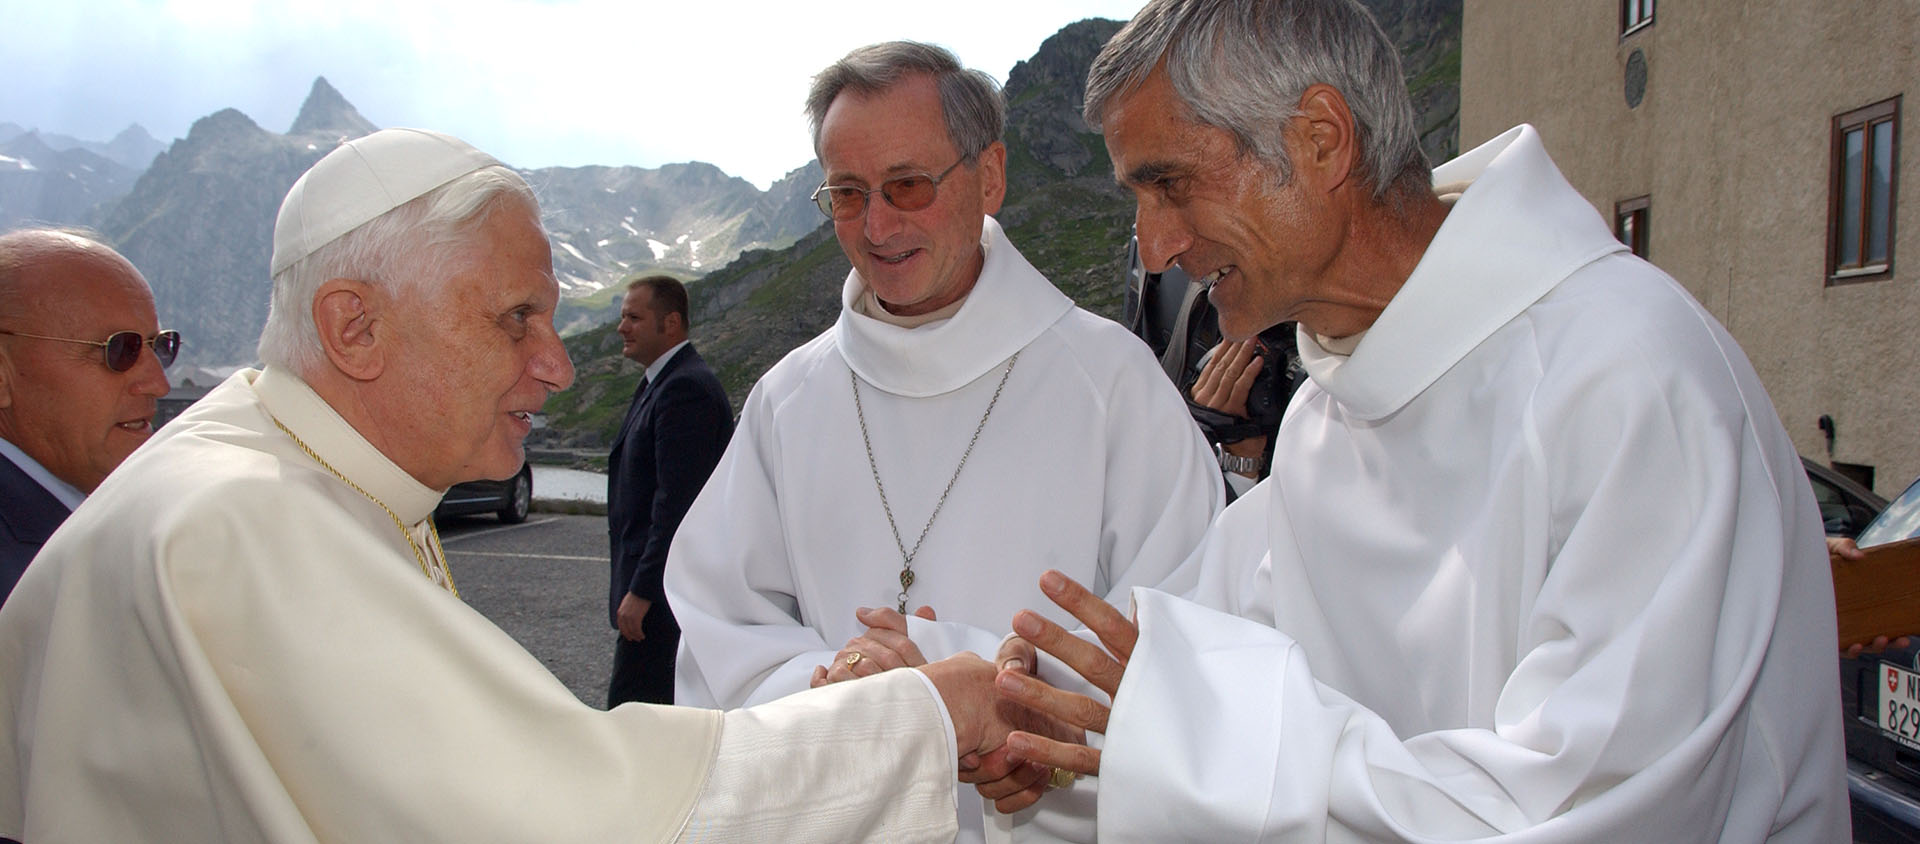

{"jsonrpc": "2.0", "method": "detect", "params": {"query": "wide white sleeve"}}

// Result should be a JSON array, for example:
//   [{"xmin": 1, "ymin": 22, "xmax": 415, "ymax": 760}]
[
  {"xmin": 1090, "ymin": 350, "xmax": 1223, "ymax": 603},
  {"xmin": 668, "ymin": 383, "xmax": 844, "ymax": 708},
  {"xmin": 1098, "ymin": 359, "xmax": 1840, "ymax": 841},
  {"xmin": 679, "ymin": 670, "xmax": 957, "ymax": 843}
]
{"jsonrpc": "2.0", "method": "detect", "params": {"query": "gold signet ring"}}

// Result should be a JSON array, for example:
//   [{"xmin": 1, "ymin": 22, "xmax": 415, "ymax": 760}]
[
  {"xmin": 1047, "ymin": 768, "xmax": 1078, "ymax": 790},
  {"xmin": 845, "ymin": 652, "xmax": 864, "ymax": 667}
]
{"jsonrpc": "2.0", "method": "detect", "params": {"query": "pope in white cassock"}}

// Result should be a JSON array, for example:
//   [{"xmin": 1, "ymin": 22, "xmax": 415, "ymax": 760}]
[
  {"xmin": 974, "ymin": 1, "xmax": 1852, "ymax": 841},
  {"xmin": 665, "ymin": 41, "xmax": 1222, "ymax": 844},
  {"xmin": 0, "ymin": 128, "xmax": 1024, "ymax": 843}
]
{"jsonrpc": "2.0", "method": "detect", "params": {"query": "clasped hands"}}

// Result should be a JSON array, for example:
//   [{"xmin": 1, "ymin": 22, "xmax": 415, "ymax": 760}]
[{"xmin": 814, "ymin": 570, "xmax": 1135, "ymax": 815}]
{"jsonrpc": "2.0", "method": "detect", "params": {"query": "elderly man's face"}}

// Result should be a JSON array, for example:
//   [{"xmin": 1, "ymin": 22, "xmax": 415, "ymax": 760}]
[
  {"xmin": 1103, "ymin": 71, "xmax": 1341, "ymax": 340},
  {"xmin": 386, "ymin": 199, "xmax": 575, "ymax": 491},
  {"xmin": 0, "ymin": 240, "xmax": 170, "ymax": 492},
  {"xmin": 817, "ymin": 73, "xmax": 1005, "ymax": 316}
]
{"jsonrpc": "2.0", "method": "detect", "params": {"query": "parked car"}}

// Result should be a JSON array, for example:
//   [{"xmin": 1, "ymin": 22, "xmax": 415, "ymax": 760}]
[
  {"xmin": 434, "ymin": 462, "xmax": 532, "ymax": 524},
  {"xmin": 1808, "ymin": 457, "xmax": 1891, "ymax": 538},
  {"xmin": 1834, "ymin": 471, "xmax": 1920, "ymax": 843}
]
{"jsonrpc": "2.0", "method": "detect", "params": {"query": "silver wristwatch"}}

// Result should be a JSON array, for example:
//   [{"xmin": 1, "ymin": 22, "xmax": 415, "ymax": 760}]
[{"xmin": 1216, "ymin": 444, "xmax": 1262, "ymax": 476}]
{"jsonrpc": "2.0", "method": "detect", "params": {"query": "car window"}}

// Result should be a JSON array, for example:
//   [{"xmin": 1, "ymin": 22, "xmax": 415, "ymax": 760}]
[
  {"xmin": 1860, "ymin": 475, "xmax": 1920, "ymax": 547},
  {"xmin": 1809, "ymin": 471, "xmax": 1860, "ymax": 535}
]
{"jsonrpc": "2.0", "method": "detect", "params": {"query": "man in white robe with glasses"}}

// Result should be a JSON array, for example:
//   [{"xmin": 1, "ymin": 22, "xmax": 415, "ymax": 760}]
[
  {"xmin": 667, "ymin": 40, "xmax": 1221, "ymax": 843},
  {"xmin": 0, "ymin": 127, "xmax": 1026, "ymax": 843}
]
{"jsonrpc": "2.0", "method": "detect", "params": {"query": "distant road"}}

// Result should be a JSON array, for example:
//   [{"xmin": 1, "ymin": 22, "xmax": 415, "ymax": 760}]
[{"xmin": 441, "ymin": 513, "xmax": 612, "ymax": 708}]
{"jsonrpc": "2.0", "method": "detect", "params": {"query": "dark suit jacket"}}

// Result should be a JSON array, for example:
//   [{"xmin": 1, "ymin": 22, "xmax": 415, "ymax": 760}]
[
  {"xmin": 607, "ymin": 344, "xmax": 733, "ymax": 629},
  {"xmin": 1, "ymin": 451, "xmax": 73, "ymax": 606}
]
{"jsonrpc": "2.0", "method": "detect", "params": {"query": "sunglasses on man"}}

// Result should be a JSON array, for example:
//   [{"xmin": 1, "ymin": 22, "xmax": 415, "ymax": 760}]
[
  {"xmin": 811, "ymin": 156, "xmax": 970, "ymax": 221},
  {"xmin": 0, "ymin": 328, "xmax": 182, "ymax": 372}
]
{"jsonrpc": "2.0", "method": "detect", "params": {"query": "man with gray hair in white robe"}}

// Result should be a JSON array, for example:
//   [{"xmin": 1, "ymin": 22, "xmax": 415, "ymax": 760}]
[
  {"xmin": 979, "ymin": 0, "xmax": 1850, "ymax": 841},
  {"xmin": 0, "ymin": 127, "xmax": 1024, "ymax": 843},
  {"xmin": 667, "ymin": 40, "xmax": 1223, "ymax": 844}
]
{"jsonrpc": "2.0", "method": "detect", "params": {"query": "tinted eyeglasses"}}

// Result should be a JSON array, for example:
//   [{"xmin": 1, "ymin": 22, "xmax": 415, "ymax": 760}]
[
  {"xmin": 0, "ymin": 328, "xmax": 181, "ymax": 371},
  {"xmin": 811, "ymin": 156, "xmax": 969, "ymax": 221}
]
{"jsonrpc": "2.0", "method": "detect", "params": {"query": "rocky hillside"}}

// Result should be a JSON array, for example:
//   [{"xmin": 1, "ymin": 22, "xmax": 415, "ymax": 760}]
[
  {"xmin": 540, "ymin": 2, "xmax": 1462, "ymax": 449},
  {"xmin": 536, "ymin": 159, "xmax": 824, "ymax": 334},
  {"xmin": 95, "ymin": 84, "xmax": 353, "ymax": 371},
  {"xmin": 0, "ymin": 131, "xmax": 144, "ymax": 230},
  {"xmin": 47, "ymin": 77, "xmax": 823, "ymax": 370}
]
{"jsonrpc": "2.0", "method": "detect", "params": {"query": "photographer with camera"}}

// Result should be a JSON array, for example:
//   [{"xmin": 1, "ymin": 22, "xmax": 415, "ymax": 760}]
[{"xmin": 1124, "ymin": 237, "xmax": 1300, "ymax": 496}]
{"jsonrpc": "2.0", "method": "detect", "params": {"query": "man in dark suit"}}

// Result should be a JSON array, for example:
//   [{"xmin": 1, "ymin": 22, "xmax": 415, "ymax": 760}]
[
  {"xmin": 606, "ymin": 275, "xmax": 732, "ymax": 706},
  {"xmin": 0, "ymin": 228, "xmax": 177, "ymax": 605}
]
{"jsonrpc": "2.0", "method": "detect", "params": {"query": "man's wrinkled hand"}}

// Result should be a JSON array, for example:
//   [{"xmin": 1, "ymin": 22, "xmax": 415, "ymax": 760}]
[
  {"xmin": 919, "ymin": 653, "xmax": 1016, "ymax": 762},
  {"xmin": 989, "ymin": 571, "xmax": 1137, "ymax": 789},
  {"xmin": 962, "ymin": 633, "xmax": 1088, "ymax": 813},
  {"xmin": 617, "ymin": 593, "xmax": 651, "ymax": 642},
  {"xmin": 811, "ymin": 605, "xmax": 938, "ymax": 687}
]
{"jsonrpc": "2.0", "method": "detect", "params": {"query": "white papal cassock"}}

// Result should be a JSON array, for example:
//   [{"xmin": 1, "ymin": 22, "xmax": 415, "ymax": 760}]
[
  {"xmin": 0, "ymin": 366, "xmax": 964, "ymax": 843},
  {"xmin": 668, "ymin": 217, "xmax": 1222, "ymax": 842},
  {"xmin": 1092, "ymin": 125, "xmax": 1849, "ymax": 842}
]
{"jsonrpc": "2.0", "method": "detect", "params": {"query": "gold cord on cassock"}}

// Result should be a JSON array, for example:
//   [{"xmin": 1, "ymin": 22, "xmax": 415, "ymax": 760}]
[{"xmin": 270, "ymin": 416, "xmax": 459, "ymax": 598}]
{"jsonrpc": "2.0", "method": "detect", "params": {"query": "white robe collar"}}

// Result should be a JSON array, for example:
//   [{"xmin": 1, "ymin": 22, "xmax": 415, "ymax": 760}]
[
  {"xmin": 1297, "ymin": 124, "xmax": 1626, "ymax": 421},
  {"xmin": 251, "ymin": 366, "xmax": 444, "ymax": 524},
  {"xmin": 832, "ymin": 216, "xmax": 1073, "ymax": 397}
]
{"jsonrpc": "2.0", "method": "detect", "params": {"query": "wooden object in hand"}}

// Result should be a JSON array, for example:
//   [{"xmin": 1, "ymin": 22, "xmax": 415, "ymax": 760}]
[{"xmin": 1832, "ymin": 537, "xmax": 1920, "ymax": 647}]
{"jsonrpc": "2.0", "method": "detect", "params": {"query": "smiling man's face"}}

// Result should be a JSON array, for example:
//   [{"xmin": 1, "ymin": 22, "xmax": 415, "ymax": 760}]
[
  {"xmin": 1102, "ymin": 70, "xmax": 1344, "ymax": 341},
  {"xmin": 816, "ymin": 73, "xmax": 1005, "ymax": 317}
]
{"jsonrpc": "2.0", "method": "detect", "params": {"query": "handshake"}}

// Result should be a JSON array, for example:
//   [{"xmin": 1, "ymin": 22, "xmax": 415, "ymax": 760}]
[{"xmin": 822, "ymin": 570, "xmax": 1135, "ymax": 815}]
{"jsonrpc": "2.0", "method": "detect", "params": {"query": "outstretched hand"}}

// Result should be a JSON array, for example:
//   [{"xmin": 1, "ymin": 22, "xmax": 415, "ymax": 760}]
[
  {"xmin": 962, "ymin": 634, "xmax": 1088, "ymax": 812},
  {"xmin": 976, "ymin": 570, "xmax": 1139, "ymax": 813},
  {"xmin": 919, "ymin": 653, "xmax": 1016, "ymax": 760}
]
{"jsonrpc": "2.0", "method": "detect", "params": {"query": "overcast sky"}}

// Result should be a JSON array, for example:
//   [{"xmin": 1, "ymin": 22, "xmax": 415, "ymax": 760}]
[{"xmin": 4, "ymin": 0, "xmax": 1147, "ymax": 189}]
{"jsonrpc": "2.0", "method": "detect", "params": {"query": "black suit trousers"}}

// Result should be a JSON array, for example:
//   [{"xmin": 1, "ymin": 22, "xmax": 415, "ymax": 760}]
[{"xmin": 608, "ymin": 604, "xmax": 679, "ymax": 706}]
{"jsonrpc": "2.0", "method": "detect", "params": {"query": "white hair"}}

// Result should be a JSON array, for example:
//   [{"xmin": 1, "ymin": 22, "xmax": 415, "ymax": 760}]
[{"xmin": 257, "ymin": 165, "xmax": 537, "ymax": 376}]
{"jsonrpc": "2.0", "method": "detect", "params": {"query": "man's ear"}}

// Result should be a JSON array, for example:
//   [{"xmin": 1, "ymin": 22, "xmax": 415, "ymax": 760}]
[
  {"xmin": 312, "ymin": 278, "xmax": 387, "ymax": 382},
  {"xmin": 977, "ymin": 141, "xmax": 1008, "ymax": 216},
  {"xmin": 1292, "ymin": 84, "xmax": 1358, "ymax": 194}
]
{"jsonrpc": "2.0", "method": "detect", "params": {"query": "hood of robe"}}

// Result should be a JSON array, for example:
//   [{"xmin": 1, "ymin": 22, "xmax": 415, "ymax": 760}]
[
  {"xmin": 832, "ymin": 216, "xmax": 1074, "ymax": 398},
  {"xmin": 1297, "ymin": 124, "xmax": 1627, "ymax": 421}
]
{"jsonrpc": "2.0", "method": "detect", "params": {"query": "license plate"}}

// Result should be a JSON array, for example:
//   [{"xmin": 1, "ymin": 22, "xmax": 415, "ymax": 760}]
[{"xmin": 1880, "ymin": 662, "xmax": 1920, "ymax": 748}]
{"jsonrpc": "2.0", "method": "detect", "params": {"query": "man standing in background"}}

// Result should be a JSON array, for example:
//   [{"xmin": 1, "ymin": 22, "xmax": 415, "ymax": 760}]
[
  {"xmin": 607, "ymin": 274, "xmax": 732, "ymax": 706},
  {"xmin": 0, "ymin": 228, "xmax": 177, "ymax": 605}
]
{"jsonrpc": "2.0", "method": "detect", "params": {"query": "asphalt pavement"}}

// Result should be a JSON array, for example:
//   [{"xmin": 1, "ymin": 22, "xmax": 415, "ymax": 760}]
[{"xmin": 440, "ymin": 512, "xmax": 613, "ymax": 708}]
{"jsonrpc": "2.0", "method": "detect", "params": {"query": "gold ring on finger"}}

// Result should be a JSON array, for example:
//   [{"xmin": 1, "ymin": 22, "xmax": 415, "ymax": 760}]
[
  {"xmin": 1047, "ymin": 768, "xmax": 1078, "ymax": 790},
  {"xmin": 845, "ymin": 652, "xmax": 864, "ymax": 667}
]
